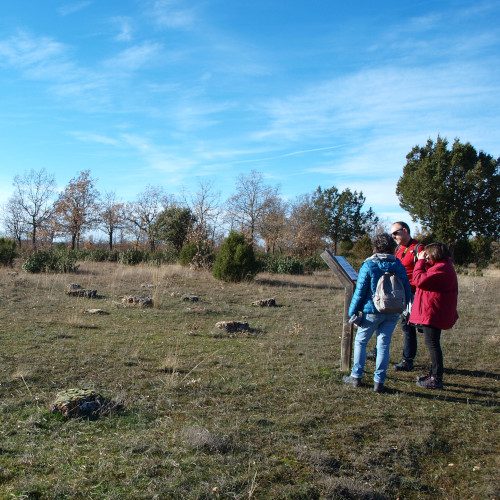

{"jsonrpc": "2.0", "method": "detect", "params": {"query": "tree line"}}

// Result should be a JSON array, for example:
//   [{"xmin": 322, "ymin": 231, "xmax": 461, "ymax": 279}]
[
  {"xmin": 1, "ymin": 136, "xmax": 498, "ymax": 262},
  {"xmin": 0, "ymin": 169, "xmax": 378, "ymax": 256}
]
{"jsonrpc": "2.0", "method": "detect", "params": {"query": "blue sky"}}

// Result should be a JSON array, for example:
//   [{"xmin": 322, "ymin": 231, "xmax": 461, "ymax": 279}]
[{"xmin": 0, "ymin": 0, "xmax": 499, "ymax": 230}]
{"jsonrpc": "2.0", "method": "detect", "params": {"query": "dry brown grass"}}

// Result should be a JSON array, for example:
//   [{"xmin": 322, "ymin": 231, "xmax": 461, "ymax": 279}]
[{"xmin": 0, "ymin": 261, "xmax": 498, "ymax": 499}]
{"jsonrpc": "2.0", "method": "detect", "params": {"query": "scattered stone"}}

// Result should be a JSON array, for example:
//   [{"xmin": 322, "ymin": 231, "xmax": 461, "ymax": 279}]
[
  {"xmin": 67, "ymin": 289, "xmax": 98, "ymax": 298},
  {"xmin": 122, "ymin": 295, "xmax": 153, "ymax": 307},
  {"xmin": 215, "ymin": 320, "xmax": 250, "ymax": 333},
  {"xmin": 50, "ymin": 388, "xmax": 119, "ymax": 419},
  {"xmin": 83, "ymin": 308, "xmax": 109, "ymax": 315},
  {"xmin": 182, "ymin": 295, "xmax": 199, "ymax": 302},
  {"xmin": 252, "ymin": 298, "xmax": 277, "ymax": 307}
]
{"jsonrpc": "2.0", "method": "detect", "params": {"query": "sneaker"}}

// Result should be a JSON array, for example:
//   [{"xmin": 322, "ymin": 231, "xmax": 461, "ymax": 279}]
[
  {"xmin": 416, "ymin": 377, "xmax": 443, "ymax": 390},
  {"xmin": 342, "ymin": 375, "xmax": 361, "ymax": 387},
  {"xmin": 373, "ymin": 382, "xmax": 384, "ymax": 393},
  {"xmin": 366, "ymin": 347, "xmax": 377, "ymax": 360},
  {"xmin": 394, "ymin": 360, "xmax": 414, "ymax": 372},
  {"xmin": 417, "ymin": 372, "xmax": 431, "ymax": 382}
]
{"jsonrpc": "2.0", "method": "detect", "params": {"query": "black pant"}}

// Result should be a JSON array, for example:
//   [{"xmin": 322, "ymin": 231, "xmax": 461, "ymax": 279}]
[
  {"xmin": 422, "ymin": 325, "xmax": 443, "ymax": 380},
  {"xmin": 402, "ymin": 313, "xmax": 417, "ymax": 362}
]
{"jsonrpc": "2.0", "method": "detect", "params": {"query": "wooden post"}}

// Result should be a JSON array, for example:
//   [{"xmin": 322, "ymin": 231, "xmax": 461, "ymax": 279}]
[{"xmin": 320, "ymin": 249, "xmax": 358, "ymax": 371}]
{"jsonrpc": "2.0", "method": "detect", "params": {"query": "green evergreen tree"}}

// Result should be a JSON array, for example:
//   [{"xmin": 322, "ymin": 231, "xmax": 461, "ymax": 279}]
[
  {"xmin": 397, "ymin": 136, "xmax": 499, "ymax": 245},
  {"xmin": 213, "ymin": 231, "xmax": 258, "ymax": 282}
]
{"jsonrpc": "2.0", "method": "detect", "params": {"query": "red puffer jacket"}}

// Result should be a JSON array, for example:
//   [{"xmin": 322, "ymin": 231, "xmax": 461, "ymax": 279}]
[{"xmin": 409, "ymin": 258, "xmax": 459, "ymax": 330}]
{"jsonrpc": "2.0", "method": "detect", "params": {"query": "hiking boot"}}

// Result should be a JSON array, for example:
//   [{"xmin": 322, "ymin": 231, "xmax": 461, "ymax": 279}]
[
  {"xmin": 416, "ymin": 377, "xmax": 443, "ymax": 390},
  {"xmin": 373, "ymin": 382, "xmax": 384, "ymax": 393},
  {"xmin": 366, "ymin": 347, "xmax": 377, "ymax": 360},
  {"xmin": 394, "ymin": 360, "xmax": 414, "ymax": 372},
  {"xmin": 342, "ymin": 375, "xmax": 361, "ymax": 387},
  {"xmin": 417, "ymin": 372, "xmax": 431, "ymax": 382}
]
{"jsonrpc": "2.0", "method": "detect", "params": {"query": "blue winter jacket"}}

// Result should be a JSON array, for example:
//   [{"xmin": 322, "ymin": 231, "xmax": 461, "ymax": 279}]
[{"xmin": 348, "ymin": 254, "xmax": 412, "ymax": 317}]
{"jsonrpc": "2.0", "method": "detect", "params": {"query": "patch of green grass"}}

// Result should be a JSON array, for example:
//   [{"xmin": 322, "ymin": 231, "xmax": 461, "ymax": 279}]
[{"xmin": 0, "ymin": 263, "xmax": 498, "ymax": 499}]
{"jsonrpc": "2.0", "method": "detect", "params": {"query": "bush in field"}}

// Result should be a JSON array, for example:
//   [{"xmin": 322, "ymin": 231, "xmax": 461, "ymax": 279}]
[
  {"xmin": 351, "ymin": 234, "xmax": 373, "ymax": 260},
  {"xmin": 22, "ymin": 249, "xmax": 79, "ymax": 273},
  {"xmin": 303, "ymin": 253, "xmax": 328, "ymax": 272},
  {"xmin": 213, "ymin": 232, "xmax": 258, "ymax": 282},
  {"xmin": 179, "ymin": 241, "xmax": 214, "ymax": 268},
  {"xmin": 118, "ymin": 248, "xmax": 144, "ymax": 265},
  {"xmin": 0, "ymin": 238, "xmax": 17, "ymax": 267},
  {"xmin": 147, "ymin": 248, "xmax": 178, "ymax": 266},
  {"xmin": 179, "ymin": 242, "xmax": 198, "ymax": 266},
  {"xmin": 262, "ymin": 255, "xmax": 304, "ymax": 275}
]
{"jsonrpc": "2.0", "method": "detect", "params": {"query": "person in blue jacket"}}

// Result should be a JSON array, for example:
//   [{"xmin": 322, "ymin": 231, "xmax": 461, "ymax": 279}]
[{"xmin": 343, "ymin": 233, "xmax": 411, "ymax": 393}]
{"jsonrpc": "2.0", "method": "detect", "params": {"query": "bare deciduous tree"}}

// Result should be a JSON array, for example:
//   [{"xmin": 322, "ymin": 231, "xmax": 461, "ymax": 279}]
[
  {"xmin": 2, "ymin": 195, "xmax": 29, "ymax": 247},
  {"xmin": 12, "ymin": 168, "xmax": 57, "ymax": 249},
  {"xmin": 226, "ymin": 170, "xmax": 280, "ymax": 246},
  {"xmin": 285, "ymin": 195, "xmax": 322, "ymax": 256},
  {"xmin": 99, "ymin": 191, "xmax": 126, "ymax": 250},
  {"xmin": 54, "ymin": 170, "xmax": 100, "ymax": 249},
  {"xmin": 126, "ymin": 185, "xmax": 171, "ymax": 251},
  {"xmin": 259, "ymin": 196, "xmax": 288, "ymax": 254},
  {"xmin": 186, "ymin": 179, "xmax": 221, "ymax": 245}
]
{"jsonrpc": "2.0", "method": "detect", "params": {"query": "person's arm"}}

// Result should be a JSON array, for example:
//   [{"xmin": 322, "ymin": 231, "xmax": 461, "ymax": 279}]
[
  {"xmin": 348, "ymin": 264, "xmax": 371, "ymax": 316},
  {"xmin": 413, "ymin": 260, "xmax": 449, "ymax": 291}
]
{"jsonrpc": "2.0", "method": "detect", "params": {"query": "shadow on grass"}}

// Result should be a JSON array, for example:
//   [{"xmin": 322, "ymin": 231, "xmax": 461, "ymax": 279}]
[
  {"xmin": 255, "ymin": 277, "xmax": 343, "ymax": 290},
  {"xmin": 393, "ymin": 388, "xmax": 499, "ymax": 407},
  {"xmin": 444, "ymin": 368, "xmax": 500, "ymax": 380}
]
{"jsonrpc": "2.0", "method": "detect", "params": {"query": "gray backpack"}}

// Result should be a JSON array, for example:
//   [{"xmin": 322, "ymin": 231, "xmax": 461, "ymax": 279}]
[{"xmin": 373, "ymin": 272, "xmax": 406, "ymax": 314}]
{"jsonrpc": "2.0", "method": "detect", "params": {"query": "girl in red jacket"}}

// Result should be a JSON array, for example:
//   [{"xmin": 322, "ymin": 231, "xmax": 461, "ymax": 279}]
[{"xmin": 409, "ymin": 243, "xmax": 458, "ymax": 389}]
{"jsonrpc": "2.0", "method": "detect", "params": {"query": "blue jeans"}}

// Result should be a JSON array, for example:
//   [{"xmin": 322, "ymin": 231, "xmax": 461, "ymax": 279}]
[{"xmin": 351, "ymin": 313, "xmax": 400, "ymax": 384}]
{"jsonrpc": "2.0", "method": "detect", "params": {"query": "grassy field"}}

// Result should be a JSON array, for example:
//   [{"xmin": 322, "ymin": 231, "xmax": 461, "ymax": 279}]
[{"xmin": 0, "ymin": 261, "xmax": 498, "ymax": 499}]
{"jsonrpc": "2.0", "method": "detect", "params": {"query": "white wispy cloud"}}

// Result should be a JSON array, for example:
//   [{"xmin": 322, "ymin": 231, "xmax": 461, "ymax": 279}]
[
  {"xmin": 102, "ymin": 42, "xmax": 163, "ymax": 72},
  {"xmin": 150, "ymin": 0, "xmax": 196, "ymax": 29},
  {"xmin": 112, "ymin": 17, "xmax": 134, "ymax": 42},
  {"xmin": 58, "ymin": 1, "xmax": 92, "ymax": 17},
  {"xmin": 69, "ymin": 131, "xmax": 120, "ymax": 146}
]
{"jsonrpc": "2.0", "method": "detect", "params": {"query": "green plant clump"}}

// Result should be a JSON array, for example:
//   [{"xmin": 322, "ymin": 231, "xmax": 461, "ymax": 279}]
[
  {"xmin": 0, "ymin": 237, "xmax": 18, "ymax": 266},
  {"xmin": 179, "ymin": 242, "xmax": 198, "ymax": 266},
  {"xmin": 212, "ymin": 231, "xmax": 258, "ymax": 282},
  {"xmin": 22, "ymin": 249, "xmax": 79, "ymax": 273},
  {"xmin": 263, "ymin": 255, "xmax": 304, "ymax": 275},
  {"xmin": 118, "ymin": 248, "xmax": 145, "ymax": 265}
]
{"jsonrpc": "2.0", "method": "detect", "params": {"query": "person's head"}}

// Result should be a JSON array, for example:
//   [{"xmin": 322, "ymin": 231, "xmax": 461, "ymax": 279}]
[
  {"xmin": 391, "ymin": 221, "xmax": 411, "ymax": 246},
  {"xmin": 372, "ymin": 233, "xmax": 397, "ymax": 254},
  {"xmin": 424, "ymin": 242, "xmax": 450, "ymax": 263}
]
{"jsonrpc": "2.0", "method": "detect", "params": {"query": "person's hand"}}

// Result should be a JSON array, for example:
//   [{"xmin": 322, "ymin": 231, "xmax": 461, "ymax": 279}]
[{"xmin": 417, "ymin": 250, "xmax": 426, "ymax": 260}]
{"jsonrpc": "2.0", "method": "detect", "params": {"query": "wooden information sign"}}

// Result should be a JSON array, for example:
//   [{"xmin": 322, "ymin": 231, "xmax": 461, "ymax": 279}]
[{"xmin": 320, "ymin": 249, "xmax": 359, "ymax": 371}]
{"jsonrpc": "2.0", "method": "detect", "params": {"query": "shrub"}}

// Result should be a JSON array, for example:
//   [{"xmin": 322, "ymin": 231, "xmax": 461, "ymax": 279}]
[
  {"xmin": 118, "ymin": 248, "xmax": 145, "ymax": 265},
  {"xmin": 0, "ymin": 238, "xmax": 17, "ymax": 266},
  {"xmin": 147, "ymin": 248, "xmax": 178, "ymax": 266},
  {"xmin": 213, "ymin": 232, "xmax": 258, "ymax": 282},
  {"xmin": 261, "ymin": 255, "xmax": 304, "ymax": 275},
  {"xmin": 351, "ymin": 234, "xmax": 373, "ymax": 260},
  {"xmin": 303, "ymin": 253, "xmax": 328, "ymax": 272},
  {"xmin": 179, "ymin": 242, "xmax": 198, "ymax": 266},
  {"xmin": 452, "ymin": 239, "xmax": 472, "ymax": 266},
  {"xmin": 470, "ymin": 236, "xmax": 494, "ymax": 268},
  {"xmin": 22, "ymin": 249, "xmax": 79, "ymax": 273}
]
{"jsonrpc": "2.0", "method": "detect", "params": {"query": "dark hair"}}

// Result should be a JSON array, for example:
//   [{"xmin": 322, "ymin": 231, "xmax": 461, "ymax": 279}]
[
  {"xmin": 372, "ymin": 233, "xmax": 397, "ymax": 254},
  {"xmin": 425, "ymin": 242, "xmax": 450, "ymax": 262},
  {"xmin": 392, "ymin": 221, "xmax": 410, "ymax": 233}
]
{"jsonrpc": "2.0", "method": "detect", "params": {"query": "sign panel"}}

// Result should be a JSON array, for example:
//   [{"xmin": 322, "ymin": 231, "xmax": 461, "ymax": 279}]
[{"xmin": 333, "ymin": 256, "xmax": 358, "ymax": 282}]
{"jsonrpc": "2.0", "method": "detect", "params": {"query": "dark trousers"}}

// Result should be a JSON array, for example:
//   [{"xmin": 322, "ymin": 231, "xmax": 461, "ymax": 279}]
[
  {"xmin": 402, "ymin": 313, "xmax": 417, "ymax": 362},
  {"xmin": 422, "ymin": 325, "xmax": 443, "ymax": 380}
]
